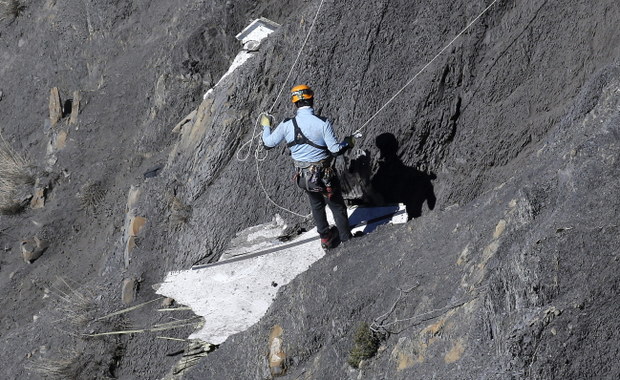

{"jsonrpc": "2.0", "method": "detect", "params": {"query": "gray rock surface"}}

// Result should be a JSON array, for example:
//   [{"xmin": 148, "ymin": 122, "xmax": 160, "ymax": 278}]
[
  {"xmin": 0, "ymin": 0, "xmax": 618, "ymax": 379},
  {"xmin": 186, "ymin": 65, "xmax": 620, "ymax": 380}
]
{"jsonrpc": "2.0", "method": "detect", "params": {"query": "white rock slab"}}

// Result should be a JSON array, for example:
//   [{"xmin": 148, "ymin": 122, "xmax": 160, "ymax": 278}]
[{"xmin": 156, "ymin": 205, "xmax": 406, "ymax": 345}]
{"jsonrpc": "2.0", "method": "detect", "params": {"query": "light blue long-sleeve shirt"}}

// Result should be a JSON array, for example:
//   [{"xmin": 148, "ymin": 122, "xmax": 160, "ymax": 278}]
[{"xmin": 262, "ymin": 107, "xmax": 347, "ymax": 163}]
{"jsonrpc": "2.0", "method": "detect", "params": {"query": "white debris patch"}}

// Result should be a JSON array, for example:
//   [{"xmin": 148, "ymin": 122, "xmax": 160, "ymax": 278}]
[
  {"xmin": 203, "ymin": 18, "xmax": 280, "ymax": 100},
  {"xmin": 211, "ymin": 51, "xmax": 254, "ymax": 89},
  {"xmin": 157, "ymin": 228, "xmax": 325, "ymax": 345},
  {"xmin": 235, "ymin": 17, "xmax": 281, "ymax": 46},
  {"xmin": 221, "ymin": 215, "xmax": 287, "ymax": 261},
  {"xmin": 348, "ymin": 204, "xmax": 408, "ymax": 234},
  {"xmin": 157, "ymin": 205, "xmax": 407, "ymax": 345}
]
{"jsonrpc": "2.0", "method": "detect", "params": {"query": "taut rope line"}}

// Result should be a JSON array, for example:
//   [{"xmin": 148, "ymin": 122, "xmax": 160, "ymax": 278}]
[
  {"xmin": 241, "ymin": 0, "xmax": 499, "ymax": 218},
  {"xmin": 354, "ymin": 0, "xmax": 499, "ymax": 134}
]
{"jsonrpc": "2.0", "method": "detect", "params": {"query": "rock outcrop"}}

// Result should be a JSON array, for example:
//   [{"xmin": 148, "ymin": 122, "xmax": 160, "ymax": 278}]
[{"xmin": 183, "ymin": 65, "xmax": 620, "ymax": 379}]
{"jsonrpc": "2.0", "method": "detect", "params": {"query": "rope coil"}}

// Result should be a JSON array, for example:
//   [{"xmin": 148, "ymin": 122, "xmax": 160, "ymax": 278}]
[{"xmin": 236, "ymin": 113, "xmax": 270, "ymax": 162}]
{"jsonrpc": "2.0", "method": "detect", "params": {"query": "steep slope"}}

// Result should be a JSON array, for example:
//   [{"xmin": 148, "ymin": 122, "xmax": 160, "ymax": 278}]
[
  {"xmin": 159, "ymin": 0, "xmax": 619, "ymax": 378},
  {"xmin": 0, "ymin": 1, "xmax": 268, "ymax": 378},
  {"xmin": 141, "ymin": 0, "xmax": 620, "ymax": 272},
  {"xmin": 185, "ymin": 66, "xmax": 620, "ymax": 379},
  {"xmin": 0, "ymin": 0, "xmax": 618, "ymax": 379}
]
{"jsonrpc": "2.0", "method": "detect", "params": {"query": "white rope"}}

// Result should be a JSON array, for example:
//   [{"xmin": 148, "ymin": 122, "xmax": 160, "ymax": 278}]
[
  {"xmin": 236, "ymin": 0, "xmax": 327, "ymax": 218},
  {"xmin": 237, "ymin": 0, "xmax": 327, "ymax": 162},
  {"xmin": 255, "ymin": 158, "xmax": 311, "ymax": 218},
  {"xmin": 268, "ymin": 0, "xmax": 327, "ymax": 114},
  {"xmin": 236, "ymin": 114, "xmax": 308, "ymax": 217},
  {"xmin": 354, "ymin": 0, "xmax": 499, "ymax": 134},
  {"xmin": 236, "ymin": 113, "xmax": 269, "ymax": 162}
]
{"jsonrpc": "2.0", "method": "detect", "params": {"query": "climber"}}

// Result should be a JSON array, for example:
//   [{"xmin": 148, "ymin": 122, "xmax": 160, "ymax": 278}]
[{"xmin": 262, "ymin": 84, "xmax": 355, "ymax": 249}]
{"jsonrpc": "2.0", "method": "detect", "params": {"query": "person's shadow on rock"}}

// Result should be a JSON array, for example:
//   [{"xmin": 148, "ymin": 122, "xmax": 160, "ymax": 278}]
[{"xmin": 371, "ymin": 133, "xmax": 436, "ymax": 220}]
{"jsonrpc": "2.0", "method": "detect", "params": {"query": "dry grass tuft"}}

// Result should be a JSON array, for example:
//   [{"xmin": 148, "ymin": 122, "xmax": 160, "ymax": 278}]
[
  {"xmin": 348, "ymin": 322, "xmax": 381, "ymax": 368},
  {"xmin": 77, "ymin": 180, "xmax": 106, "ymax": 212},
  {"xmin": 0, "ymin": 133, "xmax": 34, "ymax": 214},
  {"xmin": 51, "ymin": 277, "xmax": 98, "ymax": 328},
  {"xmin": 0, "ymin": 0, "xmax": 26, "ymax": 22},
  {"xmin": 169, "ymin": 196, "xmax": 192, "ymax": 227},
  {"xmin": 25, "ymin": 349, "xmax": 81, "ymax": 380}
]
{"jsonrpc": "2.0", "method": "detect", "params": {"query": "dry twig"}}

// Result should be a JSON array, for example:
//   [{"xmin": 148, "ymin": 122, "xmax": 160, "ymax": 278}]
[
  {"xmin": 85, "ymin": 317, "xmax": 204, "ymax": 338},
  {"xmin": 370, "ymin": 284, "xmax": 487, "ymax": 334}
]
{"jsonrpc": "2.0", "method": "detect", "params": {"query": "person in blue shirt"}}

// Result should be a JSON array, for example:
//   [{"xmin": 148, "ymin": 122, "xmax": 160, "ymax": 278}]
[{"xmin": 262, "ymin": 84, "xmax": 353, "ymax": 249}]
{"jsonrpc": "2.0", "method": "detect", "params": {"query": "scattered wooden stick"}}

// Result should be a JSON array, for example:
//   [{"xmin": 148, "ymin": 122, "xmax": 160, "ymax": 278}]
[
  {"xmin": 95, "ymin": 297, "xmax": 164, "ymax": 321},
  {"xmin": 157, "ymin": 307, "xmax": 192, "ymax": 312},
  {"xmin": 156, "ymin": 336, "xmax": 189, "ymax": 342},
  {"xmin": 85, "ymin": 322, "xmax": 201, "ymax": 338},
  {"xmin": 85, "ymin": 317, "xmax": 204, "ymax": 338}
]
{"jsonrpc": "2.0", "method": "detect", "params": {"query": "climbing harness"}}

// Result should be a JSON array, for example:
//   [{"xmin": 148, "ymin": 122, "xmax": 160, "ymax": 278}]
[
  {"xmin": 295, "ymin": 165, "xmax": 327, "ymax": 193},
  {"xmin": 286, "ymin": 118, "xmax": 329, "ymax": 151},
  {"xmin": 284, "ymin": 117, "xmax": 338, "ymax": 197},
  {"xmin": 293, "ymin": 157, "xmax": 335, "ymax": 195}
]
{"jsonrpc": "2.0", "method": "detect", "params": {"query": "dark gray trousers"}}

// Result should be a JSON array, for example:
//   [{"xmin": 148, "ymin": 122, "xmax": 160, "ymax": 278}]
[{"xmin": 307, "ymin": 188, "xmax": 351, "ymax": 243}]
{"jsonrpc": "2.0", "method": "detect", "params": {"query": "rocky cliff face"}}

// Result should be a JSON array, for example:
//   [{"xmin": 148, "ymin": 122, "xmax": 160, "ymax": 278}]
[
  {"xmin": 186, "ymin": 66, "xmax": 620, "ymax": 379},
  {"xmin": 0, "ymin": 0, "xmax": 619, "ymax": 379}
]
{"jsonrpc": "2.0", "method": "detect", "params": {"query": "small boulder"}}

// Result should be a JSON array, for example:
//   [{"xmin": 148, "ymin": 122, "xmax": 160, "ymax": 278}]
[
  {"xmin": 49, "ymin": 87, "xmax": 62, "ymax": 127},
  {"xmin": 69, "ymin": 91, "xmax": 80, "ymax": 125},
  {"xmin": 161, "ymin": 297, "xmax": 175, "ymax": 308},
  {"xmin": 269, "ymin": 325, "xmax": 287, "ymax": 376},
  {"xmin": 129, "ymin": 216, "xmax": 147, "ymax": 236},
  {"xmin": 20, "ymin": 237, "xmax": 48, "ymax": 264},
  {"xmin": 30, "ymin": 187, "xmax": 46, "ymax": 209},
  {"xmin": 122, "ymin": 278, "xmax": 137, "ymax": 305}
]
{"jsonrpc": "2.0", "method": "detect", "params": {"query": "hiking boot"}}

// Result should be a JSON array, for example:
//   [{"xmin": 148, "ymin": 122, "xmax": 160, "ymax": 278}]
[{"xmin": 320, "ymin": 226, "xmax": 339, "ymax": 250}]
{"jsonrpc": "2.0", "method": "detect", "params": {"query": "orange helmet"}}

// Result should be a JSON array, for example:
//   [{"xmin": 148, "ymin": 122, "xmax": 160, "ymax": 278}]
[{"xmin": 291, "ymin": 84, "xmax": 314, "ymax": 103}]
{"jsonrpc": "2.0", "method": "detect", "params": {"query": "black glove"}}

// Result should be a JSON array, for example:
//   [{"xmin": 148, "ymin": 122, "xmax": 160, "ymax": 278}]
[{"xmin": 343, "ymin": 135, "xmax": 356, "ymax": 149}]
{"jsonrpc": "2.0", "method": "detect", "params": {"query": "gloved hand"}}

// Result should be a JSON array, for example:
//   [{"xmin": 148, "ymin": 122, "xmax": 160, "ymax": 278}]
[
  {"xmin": 260, "ymin": 114, "xmax": 272, "ymax": 128},
  {"xmin": 343, "ymin": 135, "xmax": 356, "ymax": 149}
]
